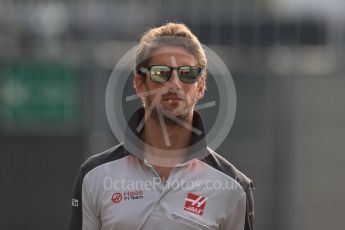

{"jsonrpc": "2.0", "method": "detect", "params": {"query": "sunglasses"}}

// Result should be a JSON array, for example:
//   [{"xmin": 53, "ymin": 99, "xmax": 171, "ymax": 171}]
[{"xmin": 139, "ymin": 65, "xmax": 202, "ymax": 84}]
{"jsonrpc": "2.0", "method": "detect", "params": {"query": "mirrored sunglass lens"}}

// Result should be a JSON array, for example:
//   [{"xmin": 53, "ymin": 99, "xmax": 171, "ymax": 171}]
[
  {"xmin": 150, "ymin": 66, "xmax": 171, "ymax": 82},
  {"xmin": 179, "ymin": 66, "xmax": 201, "ymax": 83}
]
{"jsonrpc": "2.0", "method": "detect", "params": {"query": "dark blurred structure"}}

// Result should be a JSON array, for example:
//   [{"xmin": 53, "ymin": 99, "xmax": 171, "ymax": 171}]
[{"xmin": 0, "ymin": 0, "xmax": 344, "ymax": 229}]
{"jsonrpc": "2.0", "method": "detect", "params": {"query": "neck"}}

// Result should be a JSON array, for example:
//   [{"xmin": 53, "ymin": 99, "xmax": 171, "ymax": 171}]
[{"xmin": 142, "ymin": 109, "xmax": 194, "ymax": 166}]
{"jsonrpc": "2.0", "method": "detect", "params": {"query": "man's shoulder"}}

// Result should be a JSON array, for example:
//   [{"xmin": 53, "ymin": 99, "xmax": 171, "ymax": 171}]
[
  {"xmin": 201, "ymin": 147, "xmax": 253, "ymax": 192},
  {"xmin": 80, "ymin": 143, "xmax": 129, "ymax": 176}
]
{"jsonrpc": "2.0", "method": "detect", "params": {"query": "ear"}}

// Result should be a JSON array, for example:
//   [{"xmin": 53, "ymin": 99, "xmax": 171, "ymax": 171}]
[
  {"xmin": 196, "ymin": 76, "xmax": 206, "ymax": 100},
  {"xmin": 134, "ymin": 73, "xmax": 146, "ymax": 97}
]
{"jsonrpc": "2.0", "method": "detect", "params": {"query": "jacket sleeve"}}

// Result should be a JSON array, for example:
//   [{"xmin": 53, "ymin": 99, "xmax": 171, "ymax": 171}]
[
  {"xmin": 68, "ymin": 167, "xmax": 101, "ymax": 230},
  {"xmin": 220, "ymin": 194, "xmax": 246, "ymax": 230},
  {"xmin": 244, "ymin": 182, "xmax": 255, "ymax": 230}
]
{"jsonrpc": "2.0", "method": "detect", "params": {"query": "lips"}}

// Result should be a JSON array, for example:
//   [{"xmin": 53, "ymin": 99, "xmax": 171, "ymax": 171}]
[{"xmin": 162, "ymin": 94, "xmax": 183, "ymax": 101}]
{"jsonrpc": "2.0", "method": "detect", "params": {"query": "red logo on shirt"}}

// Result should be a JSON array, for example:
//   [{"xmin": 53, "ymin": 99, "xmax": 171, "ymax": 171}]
[
  {"xmin": 111, "ymin": 192, "xmax": 122, "ymax": 203},
  {"xmin": 111, "ymin": 190, "xmax": 144, "ymax": 204},
  {"xmin": 123, "ymin": 190, "xmax": 143, "ymax": 201},
  {"xmin": 184, "ymin": 193, "xmax": 208, "ymax": 215}
]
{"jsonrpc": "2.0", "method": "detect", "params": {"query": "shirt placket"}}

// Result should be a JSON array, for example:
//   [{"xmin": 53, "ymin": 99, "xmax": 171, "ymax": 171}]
[{"xmin": 137, "ymin": 159, "xmax": 181, "ymax": 229}]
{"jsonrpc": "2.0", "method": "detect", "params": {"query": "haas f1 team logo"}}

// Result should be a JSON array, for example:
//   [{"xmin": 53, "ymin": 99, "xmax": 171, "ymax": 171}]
[
  {"xmin": 111, "ymin": 192, "xmax": 123, "ymax": 203},
  {"xmin": 184, "ymin": 193, "xmax": 208, "ymax": 216},
  {"xmin": 111, "ymin": 190, "xmax": 143, "ymax": 204}
]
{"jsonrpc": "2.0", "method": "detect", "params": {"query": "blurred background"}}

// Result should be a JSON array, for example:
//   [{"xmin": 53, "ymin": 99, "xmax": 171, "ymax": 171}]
[{"xmin": 0, "ymin": 0, "xmax": 344, "ymax": 229}]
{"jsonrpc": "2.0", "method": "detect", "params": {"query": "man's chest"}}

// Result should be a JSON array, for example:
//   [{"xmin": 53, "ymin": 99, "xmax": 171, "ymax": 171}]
[
  {"xmin": 96, "ymin": 177, "xmax": 222, "ymax": 230},
  {"xmin": 84, "ymin": 157, "xmax": 243, "ymax": 230}
]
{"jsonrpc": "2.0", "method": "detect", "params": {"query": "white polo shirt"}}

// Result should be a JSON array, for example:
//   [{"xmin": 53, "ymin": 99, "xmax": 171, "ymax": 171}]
[{"xmin": 69, "ymin": 109, "xmax": 254, "ymax": 230}]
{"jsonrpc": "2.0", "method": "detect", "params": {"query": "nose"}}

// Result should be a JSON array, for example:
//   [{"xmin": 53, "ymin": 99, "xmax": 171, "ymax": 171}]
[{"xmin": 167, "ymin": 69, "xmax": 182, "ymax": 89}]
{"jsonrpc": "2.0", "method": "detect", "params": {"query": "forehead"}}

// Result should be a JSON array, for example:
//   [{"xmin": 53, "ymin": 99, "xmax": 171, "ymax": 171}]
[{"xmin": 148, "ymin": 45, "xmax": 197, "ymax": 66}]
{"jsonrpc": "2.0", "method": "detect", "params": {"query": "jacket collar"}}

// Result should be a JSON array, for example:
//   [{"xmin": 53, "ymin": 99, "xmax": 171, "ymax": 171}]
[{"xmin": 123, "ymin": 107, "xmax": 208, "ymax": 164}]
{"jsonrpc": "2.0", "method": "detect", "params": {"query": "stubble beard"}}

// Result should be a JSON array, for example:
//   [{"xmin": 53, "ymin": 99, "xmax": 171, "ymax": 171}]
[{"xmin": 145, "ymin": 94, "xmax": 197, "ymax": 127}]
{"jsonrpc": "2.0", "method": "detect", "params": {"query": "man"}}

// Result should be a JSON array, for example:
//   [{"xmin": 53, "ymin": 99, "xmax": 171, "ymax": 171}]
[{"xmin": 69, "ymin": 23, "xmax": 254, "ymax": 230}]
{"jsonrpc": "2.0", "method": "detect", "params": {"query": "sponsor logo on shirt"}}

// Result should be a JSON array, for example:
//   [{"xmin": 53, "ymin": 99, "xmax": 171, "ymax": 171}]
[
  {"xmin": 184, "ymin": 193, "xmax": 207, "ymax": 215},
  {"xmin": 71, "ymin": 199, "xmax": 79, "ymax": 207},
  {"xmin": 111, "ymin": 192, "xmax": 123, "ymax": 203},
  {"xmin": 111, "ymin": 190, "xmax": 144, "ymax": 203}
]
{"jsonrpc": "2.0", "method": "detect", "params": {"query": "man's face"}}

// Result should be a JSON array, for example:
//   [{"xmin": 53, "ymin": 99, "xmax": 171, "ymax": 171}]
[{"xmin": 135, "ymin": 45, "xmax": 206, "ymax": 123}]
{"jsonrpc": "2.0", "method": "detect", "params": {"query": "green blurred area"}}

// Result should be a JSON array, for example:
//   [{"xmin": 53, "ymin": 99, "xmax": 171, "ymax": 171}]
[{"xmin": 0, "ymin": 61, "xmax": 81, "ymax": 134}]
